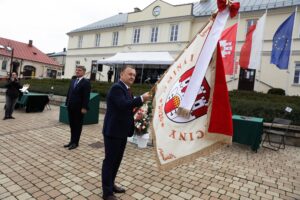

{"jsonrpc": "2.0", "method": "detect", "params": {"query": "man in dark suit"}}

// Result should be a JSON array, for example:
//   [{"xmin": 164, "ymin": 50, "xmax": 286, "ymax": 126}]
[
  {"xmin": 64, "ymin": 65, "xmax": 91, "ymax": 150},
  {"xmin": 102, "ymin": 65, "xmax": 151, "ymax": 200}
]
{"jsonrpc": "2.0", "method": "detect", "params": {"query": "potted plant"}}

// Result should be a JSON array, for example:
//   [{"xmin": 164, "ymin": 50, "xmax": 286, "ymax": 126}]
[{"xmin": 133, "ymin": 101, "xmax": 152, "ymax": 148}]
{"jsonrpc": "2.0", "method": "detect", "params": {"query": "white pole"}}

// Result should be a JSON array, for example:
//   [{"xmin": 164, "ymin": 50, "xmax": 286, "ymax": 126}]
[
  {"xmin": 257, "ymin": 10, "xmax": 268, "ymax": 93},
  {"xmin": 285, "ymin": 6, "xmax": 297, "ymax": 96},
  {"xmin": 232, "ymin": 12, "xmax": 240, "ymax": 89},
  {"xmin": 141, "ymin": 64, "xmax": 144, "ymax": 84}
]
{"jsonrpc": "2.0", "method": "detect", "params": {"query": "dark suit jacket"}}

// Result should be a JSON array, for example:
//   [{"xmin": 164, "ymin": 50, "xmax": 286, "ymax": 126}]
[
  {"xmin": 103, "ymin": 81, "xmax": 143, "ymax": 138},
  {"xmin": 66, "ymin": 78, "xmax": 91, "ymax": 110}
]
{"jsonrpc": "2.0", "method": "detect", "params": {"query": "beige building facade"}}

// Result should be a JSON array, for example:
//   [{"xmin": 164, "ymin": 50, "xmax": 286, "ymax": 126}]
[{"xmin": 65, "ymin": 0, "xmax": 300, "ymax": 95}]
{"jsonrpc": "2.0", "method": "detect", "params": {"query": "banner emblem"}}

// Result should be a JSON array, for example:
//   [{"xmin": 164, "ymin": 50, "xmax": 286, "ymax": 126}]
[{"xmin": 164, "ymin": 67, "xmax": 210, "ymax": 123}]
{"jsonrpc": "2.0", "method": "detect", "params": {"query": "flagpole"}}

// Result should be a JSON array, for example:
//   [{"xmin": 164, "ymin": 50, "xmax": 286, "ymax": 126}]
[
  {"xmin": 232, "ymin": 12, "xmax": 240, "ymax": 86},
  {"xmin": 285, "ymin": 6, "xmax": 297, "ymax": 96},
  {"xmin": 257, "ymin": 10, "xmax": 268, "ymax": 93}
]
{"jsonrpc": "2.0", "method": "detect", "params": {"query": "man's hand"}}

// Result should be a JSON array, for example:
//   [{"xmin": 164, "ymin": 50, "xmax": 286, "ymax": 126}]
[
  {"xmin": 142, "ymin": 92, "xmax": 152, "ymax": 102},
  {"xmin": 81, "ymin": 108, "xmax": 87, "ymax": 114}
]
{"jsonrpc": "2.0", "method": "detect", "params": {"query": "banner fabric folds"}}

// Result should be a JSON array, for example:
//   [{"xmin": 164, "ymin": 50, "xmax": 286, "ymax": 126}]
[
  {"xmin": 219, "ymin": 23, "xmax": 238, "ymax": 75},
  {"xmin": 152, "ymin": 21, "xmax": 233, "ymax": 170}
]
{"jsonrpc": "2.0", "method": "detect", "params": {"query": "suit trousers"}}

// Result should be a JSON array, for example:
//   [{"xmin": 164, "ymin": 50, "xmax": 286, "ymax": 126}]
[
  {"xmin": 5, "ymin": 95, "xmax": 18, "ymax": 118},
  {"xmin": 102, "ymin": 135, "xmax": 127, "ymax": 197},
  {"xmin": 67, "ymin": 107, "xmax": 84, "ymax": 145}
]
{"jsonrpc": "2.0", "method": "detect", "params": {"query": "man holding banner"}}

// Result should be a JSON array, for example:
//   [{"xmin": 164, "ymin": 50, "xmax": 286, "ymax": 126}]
[{"xmin": 101, "ymin": 65, "xmax": 151, "ymax": 200}]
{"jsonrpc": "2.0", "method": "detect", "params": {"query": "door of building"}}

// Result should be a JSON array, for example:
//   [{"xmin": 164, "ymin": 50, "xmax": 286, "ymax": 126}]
[{"xmin": 238, "ymin": 68, "xmax": 256, "ymax": 91}]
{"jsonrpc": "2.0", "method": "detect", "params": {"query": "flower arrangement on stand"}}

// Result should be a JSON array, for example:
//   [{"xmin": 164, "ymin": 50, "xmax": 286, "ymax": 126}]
[{"xmin": 133, "ymin": 101, "xmax": 152, "ymax": 148}]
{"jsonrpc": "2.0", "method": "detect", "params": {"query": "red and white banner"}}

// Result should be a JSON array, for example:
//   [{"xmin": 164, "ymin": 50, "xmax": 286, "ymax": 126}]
[
  {"xmin": 177, "ymin": 9, "xmax": 230, "ymax": 117},
  {"xmin": 152, "ymin": 26, "xmax": 233, "ymax": 170},
  {"xmin": 219, "ymin": 23, "xmax": 238, "ymax": 75},
  {"xmin": 239, "ymin": 13, "xmax": 266, "ymax": 69}
]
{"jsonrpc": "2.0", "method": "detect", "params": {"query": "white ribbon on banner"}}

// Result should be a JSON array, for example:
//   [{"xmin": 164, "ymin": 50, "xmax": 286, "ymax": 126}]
[{"xmin": 177, "ymin": 8, "xmax": 230, "ymax": 117}]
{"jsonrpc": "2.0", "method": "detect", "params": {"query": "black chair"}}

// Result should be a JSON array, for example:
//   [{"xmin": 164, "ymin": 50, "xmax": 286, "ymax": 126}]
[{"xmin": 262, "ymin": 118, "xmax": 292, "ymax": 151}]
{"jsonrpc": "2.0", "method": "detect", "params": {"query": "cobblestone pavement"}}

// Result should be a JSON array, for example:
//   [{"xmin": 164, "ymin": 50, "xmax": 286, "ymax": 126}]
[{"xmin": 0, "ymin": 95, "xmax": 299, "ymax": 200}]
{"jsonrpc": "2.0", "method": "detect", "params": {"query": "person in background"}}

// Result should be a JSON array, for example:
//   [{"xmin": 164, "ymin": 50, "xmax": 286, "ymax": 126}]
[
  {"xmin": 101, "ymin": 65, "xmax": 151, "ymax": 200},
  {"xmin": 3, "ymin": 72, "xmax": 22, "ymax": 120},
  {"xmin": 107, "ymin": 67, "xmax": 114, "ymax": 83},
  {"xmin": 64, "ymin": 66, "xmax": 91, "ymax": 150}
]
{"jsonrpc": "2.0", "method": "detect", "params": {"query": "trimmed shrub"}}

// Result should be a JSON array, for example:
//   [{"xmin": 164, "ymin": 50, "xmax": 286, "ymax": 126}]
[{"xmin": 1, "ymin": 79, "xmax": 299, "ymax": 125}]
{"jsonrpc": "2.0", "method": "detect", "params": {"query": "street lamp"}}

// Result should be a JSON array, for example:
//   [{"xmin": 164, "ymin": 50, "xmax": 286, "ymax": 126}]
[{"xmin": 0, "ymin": 45, "xmax": 14, "ymax": 77}]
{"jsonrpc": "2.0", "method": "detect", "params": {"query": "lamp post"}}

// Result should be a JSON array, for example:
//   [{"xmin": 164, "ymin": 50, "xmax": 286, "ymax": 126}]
[{"xmin": 7, "ymin": 46, "xmax": 14, "ymax": 78}]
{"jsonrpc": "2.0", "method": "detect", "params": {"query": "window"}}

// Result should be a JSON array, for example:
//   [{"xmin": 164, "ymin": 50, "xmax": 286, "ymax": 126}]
[
  {"xmin": 47, "ymin": 69, "xmax": 57, "ymax": 78},
  {"xmin": 293, "ymin": 63, "xmax": 300, "ymax": 84},
  {"xmin": 133, "ymin": 28, "xmax": 141, "ymax": 44},
  {"xmin": 95, "ymin": 34, "xmax": 101, "ymax": 47},
  {"xmin": 78, "ymin": 36, "xmax": 83, "ymax": 48},
  {"xmin": 151, "ymin": 27, "xmax": 158, "ymax": 43},
  {"xmin": 170, "ymin": 24, "xmax": 179, "ymax": 42},
  {"xmin": 246, "ymin": 19, "xmax": 257, "ymax": 33},
  {"xmin": 112, "ymin": 32, "xmax": 119, "ymax": 46},
  {"xmin": 1, "ymin": 60, "xmax": 7, "ymax": 70},
  {"xmin": 76, "ymin": 60, "xmax": 80, "ymax": 65}
]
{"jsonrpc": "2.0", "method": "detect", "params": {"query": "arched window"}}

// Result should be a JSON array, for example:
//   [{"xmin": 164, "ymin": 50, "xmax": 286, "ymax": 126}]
[
  {"xmin": 23, "ymin": 65, "xmax": 36, "ymax": 79},
  {"xmin": 1, "ymin": 60, "xmax": 7, "ymax": 70}
]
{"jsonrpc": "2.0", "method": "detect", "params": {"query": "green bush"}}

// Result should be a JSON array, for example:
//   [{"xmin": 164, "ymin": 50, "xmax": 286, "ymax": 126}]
[
  {"xmin": 267, "ymin": 88, "xmax": 285, "ymax": 95},
  {"xmin": 229, "ymin": 90, "xmax": 300, "ymax": 125},
  {"xmin": 1, "ymin": 79, "xmax": 299, "ymax": 125}
]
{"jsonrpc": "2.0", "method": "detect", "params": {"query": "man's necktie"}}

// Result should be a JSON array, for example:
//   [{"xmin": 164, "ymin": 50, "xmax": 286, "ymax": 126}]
[
  {"xmin": 128, "ymin": 88, "xmax": 133, "ymax": 98},
  {"xmin": 74, "ymin": 78, "xmax": 79, "ymax": 88}
]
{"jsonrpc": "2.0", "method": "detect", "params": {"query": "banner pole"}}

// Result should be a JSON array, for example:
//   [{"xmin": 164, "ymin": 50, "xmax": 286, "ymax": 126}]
[
  {"xmin": 232, "ymin": 12, "xmax": 240, "ymax": 88},
  {"xmin": 257, "ymin": 10, "xmax": 268, "ymax": 93},
  {"xmin": 285, "ymin": 6, "xmax": 297, "ymax": 96}
]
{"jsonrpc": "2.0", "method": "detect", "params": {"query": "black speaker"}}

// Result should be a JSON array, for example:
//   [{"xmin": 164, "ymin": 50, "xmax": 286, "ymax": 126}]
[{"xmin": 98, "ymin": 64, "xmax": 103, "ymax": 72}]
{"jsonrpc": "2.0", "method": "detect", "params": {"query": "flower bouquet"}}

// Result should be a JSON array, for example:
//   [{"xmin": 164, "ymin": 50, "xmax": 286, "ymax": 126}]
[{"xmin": 134, "ymin": 101, "xmax": 152, "ymax": 136}]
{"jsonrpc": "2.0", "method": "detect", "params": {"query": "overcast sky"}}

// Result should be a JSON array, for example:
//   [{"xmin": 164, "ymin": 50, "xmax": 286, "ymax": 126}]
[{"xmin": 0, "ymin": 0, "xmax": 194, "ymax": 54}]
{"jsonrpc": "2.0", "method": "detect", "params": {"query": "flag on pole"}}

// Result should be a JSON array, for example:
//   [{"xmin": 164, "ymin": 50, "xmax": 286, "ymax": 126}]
[
  {"xmin": 239, "ymin": 13, "xmax": 266, "ymax": 69},
  {"xmin": 219, "ymin": 23, "xmax": 238, "ymax": 75},
  {"xmin": 271, "ymin": 12, "xmax": 295, "ymax": 69},
  {"xmin": 152, "ymin": 0, "xmax": 239, "ymax": 170},
  {"xmin": 239, "ymin": 25, "xmax": 255, "ymax": 68}
]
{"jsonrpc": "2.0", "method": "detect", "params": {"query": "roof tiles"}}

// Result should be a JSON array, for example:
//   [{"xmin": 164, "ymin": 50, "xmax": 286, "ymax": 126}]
[{"xmin": 0, "ymin": 37, "xmax": 61, "ymax": 67}]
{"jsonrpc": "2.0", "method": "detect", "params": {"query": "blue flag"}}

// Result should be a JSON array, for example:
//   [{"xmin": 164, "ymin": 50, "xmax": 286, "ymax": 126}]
[{"xmin": 271, "ymin": 12, "xmax": 295, "ymax": 69}]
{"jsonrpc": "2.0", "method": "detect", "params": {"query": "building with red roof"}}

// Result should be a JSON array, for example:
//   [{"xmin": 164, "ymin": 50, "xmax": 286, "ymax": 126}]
[{"xmin": 0, "ymin": 37, "xmax": 62, "ymax": 78}]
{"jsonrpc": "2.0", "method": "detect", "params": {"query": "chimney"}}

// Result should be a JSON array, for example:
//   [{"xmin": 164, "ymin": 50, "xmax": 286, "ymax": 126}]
[
  {"xmin": 63, "ymin": 48, "xmax": 66, "ymax": 52},
  {"xmin": 28, "ymin": 40, "xmax": 33, "ymax": 47},
  {"xmin": 134, "ymin": 7, "xmax": 141, "ymax": 12}
]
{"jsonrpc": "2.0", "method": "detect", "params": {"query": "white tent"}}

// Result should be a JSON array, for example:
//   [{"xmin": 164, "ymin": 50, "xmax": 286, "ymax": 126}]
[{"xmin": 97, "ymin": 52, "xmax": 174, "ymax": 65}]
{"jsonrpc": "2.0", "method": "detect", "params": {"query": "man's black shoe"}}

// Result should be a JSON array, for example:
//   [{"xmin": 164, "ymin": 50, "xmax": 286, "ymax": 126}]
[
  {"xmin": 103, "ymin": 195, "xmax": 118, "ymax": 200},
  {"xmin": 113, "ymin": 185, "xmax": 125, "ymax": 193},
  {"xmin": 3, "ymin": 117, "xmax": 8, "ymax": 120},
  {"xmin": 9, "ymin": 116, "xmax": 15, "ymax": 119},
  {"xmin": 64, "ymin": 143, "xmax": 71, "ymax": 148},
  {"xmin": 68, "ymin": 144, "xmax": 78, "ymax": 150}
]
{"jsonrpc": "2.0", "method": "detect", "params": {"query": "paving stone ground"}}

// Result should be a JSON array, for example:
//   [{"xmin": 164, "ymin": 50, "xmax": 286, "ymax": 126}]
[{"xmin": 0, "ymin": 95, "xmax": 299, "ymax": 200}]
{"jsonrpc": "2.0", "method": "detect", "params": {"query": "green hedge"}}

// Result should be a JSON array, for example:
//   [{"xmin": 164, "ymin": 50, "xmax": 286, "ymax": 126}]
[
  {"xmin": 1, "ymin": 79, "xmax": 299, "ymax": 125},
  {"xmin": 229, "ymin": 90, "xmax": 300, "ymax": 125},
  {"xmin": 267, "ymin": 88, "xmax": 285, "ymax": 95}
]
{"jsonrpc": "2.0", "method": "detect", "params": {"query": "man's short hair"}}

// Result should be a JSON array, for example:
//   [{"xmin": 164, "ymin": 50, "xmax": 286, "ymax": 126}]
[
  {"xmin": 76, "ymin": 65, "xmax": 86, "ymax": 71},
  {"xmin": 121, "ymin": 65, "xmax": 135, "ymax": 72}
]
